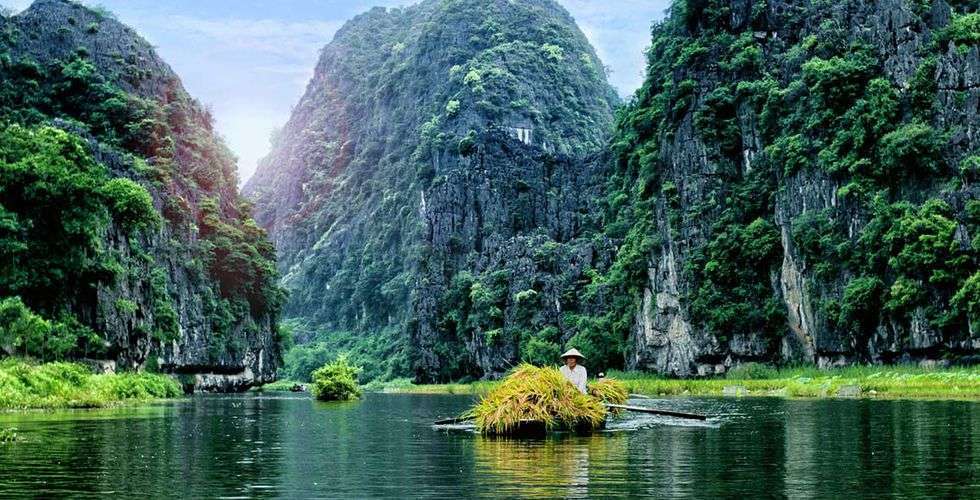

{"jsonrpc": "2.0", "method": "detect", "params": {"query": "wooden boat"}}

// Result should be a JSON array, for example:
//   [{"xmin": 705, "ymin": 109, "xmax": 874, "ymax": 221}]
[{"xmin": 493, "ymin": 417, "xmax": 607, "ymax": 438}]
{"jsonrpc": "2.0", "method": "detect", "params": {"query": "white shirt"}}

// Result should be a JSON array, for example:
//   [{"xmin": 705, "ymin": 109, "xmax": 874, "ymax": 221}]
[{"xmin": 560, "ymin": 364, "xmax": 588, "ymax": 394}]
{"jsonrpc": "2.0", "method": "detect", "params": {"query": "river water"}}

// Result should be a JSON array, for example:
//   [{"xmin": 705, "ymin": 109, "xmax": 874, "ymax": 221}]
[{"xmin": 0, "ymin": 393, "xmax": 977, "ymax": 498}]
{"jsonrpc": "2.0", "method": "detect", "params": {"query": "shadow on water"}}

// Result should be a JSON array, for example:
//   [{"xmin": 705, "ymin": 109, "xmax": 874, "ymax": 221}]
[{"xmin": 0, "ymin": 393, "xmax": 977, "ymax": 498}]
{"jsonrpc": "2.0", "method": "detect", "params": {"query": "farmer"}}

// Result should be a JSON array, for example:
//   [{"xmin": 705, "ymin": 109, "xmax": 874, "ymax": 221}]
[{"xmin": 559, "ymin": 348, "xmax": 588, "ymax": 394}]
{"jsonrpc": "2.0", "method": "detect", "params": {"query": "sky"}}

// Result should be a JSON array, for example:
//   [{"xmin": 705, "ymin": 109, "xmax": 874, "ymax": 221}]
[{"xmin": 2, "ymin": 0, "xmax": 671, "ymax": 183}]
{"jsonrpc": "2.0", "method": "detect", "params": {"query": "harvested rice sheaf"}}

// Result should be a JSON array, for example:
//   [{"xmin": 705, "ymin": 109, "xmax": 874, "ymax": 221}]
[
  {"xmin": 472, "ymin": 364, "xmax": 608, "ymax": 435},
  {"xmin": 588, "ymin": 378, "xmax": 628, "ymax": 405}
]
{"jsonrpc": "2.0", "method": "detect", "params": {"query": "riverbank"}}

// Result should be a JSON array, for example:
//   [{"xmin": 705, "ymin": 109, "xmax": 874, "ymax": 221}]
[
  {"xmin": 0, "ymin": 358, "xmax": 183, "ymax": 410},
  {"xmin": 352, "ymin": 364, "xmax": 980, "ymax": 400}
]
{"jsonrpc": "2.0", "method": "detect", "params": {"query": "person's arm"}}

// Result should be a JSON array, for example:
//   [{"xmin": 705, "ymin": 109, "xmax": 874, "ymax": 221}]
[{"xmin": 579, "ymin": 367, "xmax": 588, "ymax": 393}]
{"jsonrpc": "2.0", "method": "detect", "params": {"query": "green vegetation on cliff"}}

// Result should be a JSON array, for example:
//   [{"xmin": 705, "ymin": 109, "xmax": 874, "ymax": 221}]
[
  {"xmin": 565, "ymin": 0, "xmax": 979, "ymax": 371},
  {"xmin": 247, "ymin": 0, "xmax": 617, "ymax": 383},
  {"xmin": 0, "ymin": 1, "xmax": 284, "ymax": 378},
  {"xmin": 258, "ymin": 0, "xmax": 980, "ymax": 382}
]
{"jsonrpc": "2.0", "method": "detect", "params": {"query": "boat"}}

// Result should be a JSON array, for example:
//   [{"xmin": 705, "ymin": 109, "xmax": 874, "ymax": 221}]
[{"xmin": 501, "ymin": 417, "xmax": 607, "ymax": 438}]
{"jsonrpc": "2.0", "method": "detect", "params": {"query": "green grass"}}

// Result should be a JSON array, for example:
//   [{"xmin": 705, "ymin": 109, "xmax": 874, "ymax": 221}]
[
  {"xmin": 608, "ymin": 364, "xmax": 980, "ymax": 399},
  {"xmin": 365, "ymin": 377, "xmax": 499, "ymax": 395},
  {"xmin": 0, "ymin": 427, "xmax": 16, "ymax": 443},
  {"xmin": 377, "ymin": 364, "xmax": 980, "ymax": 400},
  {"xmin": 253, "ymin": 379, "xmax": 305, "ymax": 392},
  {"xmin": 0, "ymin": 358, "xmax": 183, "ymax": 410}
]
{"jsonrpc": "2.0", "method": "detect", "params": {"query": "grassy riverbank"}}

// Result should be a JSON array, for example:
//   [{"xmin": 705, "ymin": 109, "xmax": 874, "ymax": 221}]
[
  {"xmin": 351, "ymin": 364, "xmax": 980, "ymax": 400},
  {"xmin": 0, "ymin": 358, "xmax": 182, "ymax": 410},
  {"xmin": 254, "ymin": 379, "xmax": 303, "ymax": 392}
]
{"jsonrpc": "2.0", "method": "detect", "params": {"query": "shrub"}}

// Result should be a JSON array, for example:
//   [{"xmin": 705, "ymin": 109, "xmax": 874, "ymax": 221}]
[
  {"xmin": 458, "ymin": 130, "xmax": 477, "ymax": 156},
  {"xmin": 0, "ymin": 297, "xmax": 101, "ymax": 360},
  {"xmin": 877, "ymin": 122, "xmax": 941, "ymax": 179},
  {"xmin": 311, "ymin": 354, "xmax": 362, "ymax": 401},
  {"xmin": 520, "ymin": 334, "xmax": 560, "ymax": 367},
  {"xmin": 936, "ymin": 13, "xmax": 980, "ymax": 46},
  {"xmin": 839, "ymin": 276, "xmax": 885, "ymax": 330},
  {"xmin": 952, "ymin": 272, "xmax": 980, "ymax": 324},
  {"xmin": 540, "ymin": 43, "xmax": 564, "ymax": 62},
  {"xmin": 445, "ymin": 99, "xmax": 460, "ymax": 117},
  {"xmin": 100, "ymin": 177, "xmax": 159, "ymax": 231}
]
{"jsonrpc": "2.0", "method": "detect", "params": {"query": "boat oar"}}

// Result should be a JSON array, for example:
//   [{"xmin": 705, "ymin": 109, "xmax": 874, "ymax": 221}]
[
  {"xmin": 433, "ymin": 415, "xmax": 475, "ymax": 425},
  {"xmin": 605, "ymin": 403, "xmax": 708, "ymax": 421}
]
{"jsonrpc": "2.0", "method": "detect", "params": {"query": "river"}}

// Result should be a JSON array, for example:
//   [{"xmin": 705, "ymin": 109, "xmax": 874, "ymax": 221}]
[{"xmin": 0, "ymin": 393, "xmax": 977, "ymax": 498}]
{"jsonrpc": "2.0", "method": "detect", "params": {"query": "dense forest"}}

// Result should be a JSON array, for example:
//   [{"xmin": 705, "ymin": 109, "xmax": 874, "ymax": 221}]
[
  {"xmin": 0, "ymin": 0, "xmax": 285, "ymax": 390},
  {"xmin": 253, "ymin": 0, "xmax": 979, "ymax": 383}
]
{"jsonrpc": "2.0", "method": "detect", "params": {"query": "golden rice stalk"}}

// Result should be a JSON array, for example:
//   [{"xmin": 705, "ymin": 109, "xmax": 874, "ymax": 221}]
[
  {"xmin": 588, "ymin": 378, "xmax": 628, "ymax": 405},
  {"xmin": 472, "ymin": 364, "xmax": 607, "ymax": 435}
]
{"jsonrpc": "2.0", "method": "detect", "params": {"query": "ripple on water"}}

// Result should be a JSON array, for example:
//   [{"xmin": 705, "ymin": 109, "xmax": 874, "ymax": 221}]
[{"xmin": 0, "ymin": 393, "xmax": 977, "ymax": 498}]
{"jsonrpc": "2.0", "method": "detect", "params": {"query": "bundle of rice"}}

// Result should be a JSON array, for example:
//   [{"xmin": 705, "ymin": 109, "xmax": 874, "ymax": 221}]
[
  {"xmin": 588, "ymin": 378, "xmax": 629, "ymax": 405},
  {"xmin": 471, "ymin": 364, "xmax": 607, "ymax": 435}
]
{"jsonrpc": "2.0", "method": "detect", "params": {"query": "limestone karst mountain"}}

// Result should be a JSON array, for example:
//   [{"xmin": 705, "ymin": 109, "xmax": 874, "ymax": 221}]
[
  {"xmin": 245, "ymin": 0, "xmax": 619, "ymax": 382},
  {"xmin": 251, "ymin": 0, "xmax": 979, "ymax": 382},
  {"xmin": 0, "ymin": 0, "xmax": 285, "ymax": 389}
]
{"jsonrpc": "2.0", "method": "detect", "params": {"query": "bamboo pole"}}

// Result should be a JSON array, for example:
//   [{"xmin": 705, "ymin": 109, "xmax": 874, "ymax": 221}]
[
  {"xmin": 433, "ymin": 416, "xmax": 475, "ymax": 425},
  {"xmin": 604, "ymin": 403, "xmax": 708, "ymax": 420}
]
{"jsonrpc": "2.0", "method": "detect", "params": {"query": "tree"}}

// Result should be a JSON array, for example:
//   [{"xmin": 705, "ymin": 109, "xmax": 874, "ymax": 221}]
[{"xmin": 311, "ymin": 354, "xmax": 362, "ymax": 401}]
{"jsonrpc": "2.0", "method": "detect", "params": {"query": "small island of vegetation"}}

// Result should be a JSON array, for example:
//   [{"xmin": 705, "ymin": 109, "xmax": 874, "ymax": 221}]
[{"xmin": 311, "ymin": 355, "xmax": 362, "ymax": 402}]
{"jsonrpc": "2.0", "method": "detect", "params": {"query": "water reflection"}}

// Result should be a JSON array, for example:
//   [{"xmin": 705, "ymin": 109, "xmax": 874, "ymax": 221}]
[
  {"xmin": 0, "ymin": 395, "xmax": 288, "ymax": 498},
  {"xmin": 0, "ymin": 394, "xmax": 977, "ymax": 498},
  {"xmin": 473, "ymin": 433, "xmax": 628, "ymax": 498}
]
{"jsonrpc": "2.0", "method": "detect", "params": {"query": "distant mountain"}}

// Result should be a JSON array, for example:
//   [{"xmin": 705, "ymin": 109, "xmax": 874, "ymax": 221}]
[
  {"xmin": 0, "ymin": 0, "xmax": 284, "ymax": 390},
  {"xmin": 245, "ymin": 0, "xmax": 619, "ymax": 382}
]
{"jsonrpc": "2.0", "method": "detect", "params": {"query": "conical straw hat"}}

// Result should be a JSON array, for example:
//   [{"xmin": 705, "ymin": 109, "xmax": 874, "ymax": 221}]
[{"xmin": 559, "ymin": 348, "xmax": 585, "ymax": 360}]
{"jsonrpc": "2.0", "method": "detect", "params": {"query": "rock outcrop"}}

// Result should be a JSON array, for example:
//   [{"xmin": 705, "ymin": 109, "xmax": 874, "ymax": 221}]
[
  {"xmin": 615, "ymin": 0, "xmax": 979, "ymax": 375},
  {"xmin": 250, "ymin": 0, "xmax": 979, "ymax": 381},
  {"xmin": 245, "ymin": 0, "xmax": 618, "ymax": 382},
  {"xmin": 0, "ymin": 0, "xmax": 283, "ymax": 390}
]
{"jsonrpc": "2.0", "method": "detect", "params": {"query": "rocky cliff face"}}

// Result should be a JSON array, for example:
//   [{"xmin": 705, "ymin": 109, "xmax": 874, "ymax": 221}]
[
  {"xmin": 0, "ymin": 0, "xmax": 283, "ymax": 390},
  {"xmin": 245, "ymin": 0, "xmax": 618, "ymax": 382},
  {"xmin": 608, "ymin": 0, "xmax": 979, "ymax": 375},
  {"xmin": 250, "ymin": 0, "xmax": 979, "ymax": 381}
]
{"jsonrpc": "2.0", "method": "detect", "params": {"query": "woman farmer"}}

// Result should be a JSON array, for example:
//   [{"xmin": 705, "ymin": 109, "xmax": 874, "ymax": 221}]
[{"xmin": 559, "ymin": 348, "xmax": 587, "ymax": 394}]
